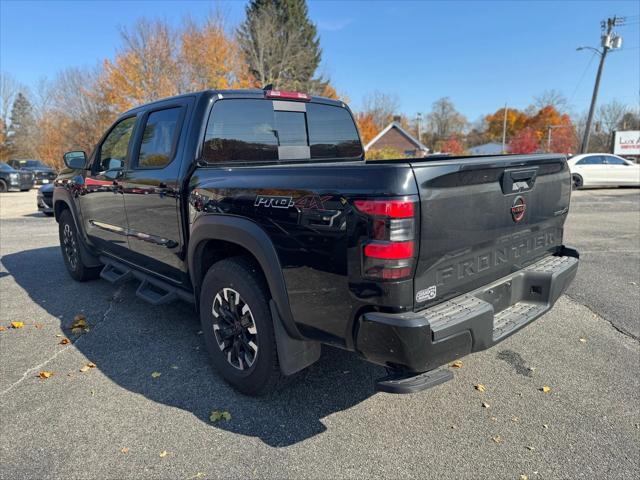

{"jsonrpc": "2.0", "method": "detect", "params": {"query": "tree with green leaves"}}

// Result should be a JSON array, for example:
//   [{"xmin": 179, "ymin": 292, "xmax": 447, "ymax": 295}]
[
  {"xmin": 6, "ymin": 92, "xmax": 36, "ymax": 158},
  {"xmin": 237, "ymin": 0, "xmax": 322, "ymax": 92}
]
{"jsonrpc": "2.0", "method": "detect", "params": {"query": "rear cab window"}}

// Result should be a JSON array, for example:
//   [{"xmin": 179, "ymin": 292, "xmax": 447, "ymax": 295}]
[{"xmin": 202, "ymin": 98, "xmax": 362, "ymax": 164}]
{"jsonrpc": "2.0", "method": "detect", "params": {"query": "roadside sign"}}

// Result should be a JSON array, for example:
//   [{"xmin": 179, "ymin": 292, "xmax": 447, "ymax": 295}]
[{"xmin": 613, "ymin": 130, "xmax": 640, "ymax": 156}]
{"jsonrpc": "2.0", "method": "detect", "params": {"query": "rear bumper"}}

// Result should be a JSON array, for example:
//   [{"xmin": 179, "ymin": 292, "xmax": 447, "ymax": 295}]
[{"xmin": 355, "ymin": 248, "xmax": 579, "ymax": 372}]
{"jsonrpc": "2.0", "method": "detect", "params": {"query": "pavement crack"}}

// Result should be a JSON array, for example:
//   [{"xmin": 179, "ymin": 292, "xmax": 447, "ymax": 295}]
[
  {"xmin": 0, "ymin": 285, "xmax": 124, "ymax": 397},
  {"xmin": 565, "ymin": 293, "xmax": 639, "ymax": 343}
]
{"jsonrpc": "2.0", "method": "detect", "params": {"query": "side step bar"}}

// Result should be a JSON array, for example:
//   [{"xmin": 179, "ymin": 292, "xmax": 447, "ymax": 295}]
[
  {"xmin": 99, "ymin": 256, "xmax": 194, "ymax": 305},
  {"xmin": 375, "ymin": 368, "xmax": 454, "ymax": 394}
]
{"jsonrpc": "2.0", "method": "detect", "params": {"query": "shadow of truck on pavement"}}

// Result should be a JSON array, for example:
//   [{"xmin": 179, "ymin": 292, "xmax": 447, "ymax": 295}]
[{"xmin": 2, "ymin": 246, "xmax": 382, "ymax": 447}]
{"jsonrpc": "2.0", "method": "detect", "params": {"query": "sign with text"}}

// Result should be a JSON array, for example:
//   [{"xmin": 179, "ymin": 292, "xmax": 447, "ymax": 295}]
[{"xmin": 613, "ymin": 130, "xmax": 640, "ymax": 156}]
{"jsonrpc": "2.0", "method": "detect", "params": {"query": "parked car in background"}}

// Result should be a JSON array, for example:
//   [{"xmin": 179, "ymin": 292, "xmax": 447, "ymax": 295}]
[
  {"xmin": 0, "ymin": 162, "xmax": 35, "ymax": 192},
  {"xmin": 568, "ymin": 154, "xmax": 640, "ymax": 188},
  {"xmin": 7, "ymin": 159, "xmax": 57, "ymax": 185},
  {"xmin": 37, "ymin": 183, "xmax": 54, "ymax": 216}
]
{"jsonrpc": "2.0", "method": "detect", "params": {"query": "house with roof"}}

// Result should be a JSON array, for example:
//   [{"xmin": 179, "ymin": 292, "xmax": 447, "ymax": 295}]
[{"xmin": 364, "ymin": 121, "xmax": 429, "ymax": 158}]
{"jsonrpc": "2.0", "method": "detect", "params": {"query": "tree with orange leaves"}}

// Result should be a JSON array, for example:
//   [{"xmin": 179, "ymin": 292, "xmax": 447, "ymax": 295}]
[
  {"xmin": 355, "ymin": 112, "xmax": 378, "ymax": 145},
  {"xmin": 180, "ymin": 15, "xmax": 256, "ymax": 91},
  {"xmin": 485, "ymin": 108, "xmax": 528, "ymax": 142}
]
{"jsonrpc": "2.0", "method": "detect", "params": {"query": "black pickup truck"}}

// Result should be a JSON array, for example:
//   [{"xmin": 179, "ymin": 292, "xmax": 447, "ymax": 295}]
[{"xmin": 53, "ymin": 89, "xmax": 578, "ymax": 395}]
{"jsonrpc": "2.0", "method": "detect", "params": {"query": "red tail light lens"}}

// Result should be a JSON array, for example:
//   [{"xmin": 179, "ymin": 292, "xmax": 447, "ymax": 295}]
[
  {"xmin": 265, "ymin": 90, "xmax": 311, "ymax": 101},
  {"xmin": 355, "ymin": 197, "xmax": 418, "ymax": 281},
  {"xmin": 354, "ymin": 199, "xmax": 414, "ymax": 218},
  {"xmin": 364, "ymin": 241, "xmax": 414, "ymax": 259}
]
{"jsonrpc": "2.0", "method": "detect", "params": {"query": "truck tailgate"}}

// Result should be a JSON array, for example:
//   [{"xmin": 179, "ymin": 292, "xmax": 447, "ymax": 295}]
[{"xmin": 410, "ymin": 154, "xmax": 571, "ymax": 310}]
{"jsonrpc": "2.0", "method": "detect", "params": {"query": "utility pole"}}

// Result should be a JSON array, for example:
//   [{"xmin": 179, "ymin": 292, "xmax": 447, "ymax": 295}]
[
  {"xmin": 501, "ymin": 103, "xmax": 508, "ymax": 154},
  {"xmin": 416, "ymin": 112, "xmax": 422, "ymax": 142},
  {"xmin": 578, "ymin": 16, "xmax": 624, "ymax": 153}
]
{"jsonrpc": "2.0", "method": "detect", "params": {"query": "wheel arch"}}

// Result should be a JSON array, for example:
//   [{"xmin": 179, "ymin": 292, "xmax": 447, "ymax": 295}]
[{"xmin": 188, "ymin": 215, "xmax": 302, "ymax": 341}]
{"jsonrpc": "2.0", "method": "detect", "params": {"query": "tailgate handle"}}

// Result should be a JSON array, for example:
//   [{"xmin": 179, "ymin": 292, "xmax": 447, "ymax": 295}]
[{"xmin": 501, "ymin": 168, "xmax": 538, "ymax": 194}]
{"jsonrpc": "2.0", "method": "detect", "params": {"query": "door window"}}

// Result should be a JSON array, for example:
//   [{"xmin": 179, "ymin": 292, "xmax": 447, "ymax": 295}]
[
  {"xmin": 604, "ymin": 156, "xmax": 628, "ymax": 166},
  {"xmin": 97, "ymin": 116, "xmax": 137, "ymax": 172},
  {"xmin": 576, "ymin": 156, "xmax": 605, "ymax": 165},
  {"xmin": 136, "ymin": 107, "xmax": 184, "ymax": 168}
]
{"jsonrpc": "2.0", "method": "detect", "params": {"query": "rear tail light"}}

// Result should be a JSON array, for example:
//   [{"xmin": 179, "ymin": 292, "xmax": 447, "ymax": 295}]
[
  {"xmin": 265, "ymin": 90, "xmax": 311, "ymax": 101},
  {"xmin": 354, "ymin": 197, "xmax": 418, "ymax": 281}
]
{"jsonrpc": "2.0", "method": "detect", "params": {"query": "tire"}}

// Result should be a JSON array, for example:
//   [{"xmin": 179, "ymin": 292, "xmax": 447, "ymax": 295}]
[
  {"xmin": 0, "ymin": 180, "xmax": 7, "ymax": 193},
  {"xmin": 58, "ymin": 209, "xmax": 101, "ymax": 282},
  {"xmin": 572, "ymin": 174, "xmax": 583, "ymax": 190},
  {"xmin": 44, "ymin": 212, "xmax": 55, "ymax": 217},
  {"xmin": 199, "ymin": 256, "xmax": 283, "ymax": 396}
]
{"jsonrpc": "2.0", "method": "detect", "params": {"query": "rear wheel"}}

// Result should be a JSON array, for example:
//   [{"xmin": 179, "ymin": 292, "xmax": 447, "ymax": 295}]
[
  {"xmin": 58, "ymin": 210, "xmax": 101, "ymax": 282},
  {"xmin": 200, "ymin": 257, "xmax": 283, "ymax": 396},
  {"xmin": 572, "ymin": 174, "xmax": 583, "ymax": 190},
  {"xmin": 0, "ymin": 180, "xmax": 7, "ymax": 192}
]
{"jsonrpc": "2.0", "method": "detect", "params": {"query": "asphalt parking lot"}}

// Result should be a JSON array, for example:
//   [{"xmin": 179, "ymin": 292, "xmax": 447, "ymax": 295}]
[{"xmin": 1, "ymin": 188, "xmax": 639, "ymax": 480}]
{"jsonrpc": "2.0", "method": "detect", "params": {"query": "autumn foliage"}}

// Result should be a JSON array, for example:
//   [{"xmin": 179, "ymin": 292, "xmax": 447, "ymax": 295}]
[
  {"xmin": 440, "ymin": 135, "xmax": 465, "ymax": 155},
  {"xmin": 508, "ymin": 127, "xmax": 539, "ymax": 154}
]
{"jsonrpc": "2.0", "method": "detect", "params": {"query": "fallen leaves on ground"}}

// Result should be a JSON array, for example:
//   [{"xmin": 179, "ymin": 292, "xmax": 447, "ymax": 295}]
[
  {"xmin": 491, "ymin": 435, "xmax": 502, "ymax": 444},
  {"xmin": 38, "ymin": 371, "xmax": 53, "ymax": 379},
  {"xmin": 71, "ymin": 314, "xmax": 89, "ymax": 333},
  {"xmin": 520, "ymin": 475, "xmax": 529, "ymax": 480},
  {"xmin": 543, "ymin": 424, "xmax": 549, "ymax": 429},
  {"xmin": 120, "ymin": 447, "xmax": 129, "ymax": 454},
  {"xmin": 209, "ymin": 410, "xmax": 231, "ymax": 423},
  {"xmin": 10, "ymin": 322, "xmax": 24, "ymax": 329},
  {"xmin": 539, "ymin": 386, "xmax": 552, "ymax": 394},
  {"xmin": 474, "ymin": 384, "xmax": 486, "ymax": 392},
  {"xmin": 0, "ymin": 326, "xmax": 6, "ymax": 331},
  {"xmin": 159, "ymin": 450, "xmax": 169, "ymax": 458},
  {"xmin": 59, "ymin": 338, "xmax": 70, "ymax": 345},
  {"xmin": 579, "ymin": 337, "xmax": 587, "ymax": 343},
  {"xmin": 526, "ymin": 445, "xmax": 536, "ymax": 451},
  {"xmin": 34, "ymin": 324, "xmax": 43, "ymax": 329},
  {"xmin": 151, "ymin": 371, "xmax": 161, "ymax": 378},
  {"xmin": 80, "ymin": 363, "xmax": 96, "ymax": 373},
  {"xmin": 189, "ymin": 473, "xmax": 206, "ymax": 480},
  {"xmin": 482, "ymin": 402, "xmax": 490, "ymax": 408},
  {"xmin": 450, "ymin": 360, "xmax": 463, "ymax": 368}
]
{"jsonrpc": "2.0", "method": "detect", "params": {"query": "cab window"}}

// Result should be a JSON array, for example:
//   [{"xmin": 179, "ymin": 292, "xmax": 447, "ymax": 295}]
[
  {"xmin": 97, "ymin": 116, "xmax": 137, "ymax": 172},
  {"xmin": 136, "ymin": 107, "xmax": 184, "ymax": 168}
]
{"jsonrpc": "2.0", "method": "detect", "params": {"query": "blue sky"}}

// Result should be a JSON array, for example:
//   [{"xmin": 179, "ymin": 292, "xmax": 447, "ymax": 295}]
[{"xmin": 1, "ymin": 0, "xmax": 638, "ymax": 121}]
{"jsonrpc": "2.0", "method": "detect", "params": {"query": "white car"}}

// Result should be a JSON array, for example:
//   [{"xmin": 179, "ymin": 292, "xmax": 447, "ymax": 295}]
[{"xmin": 567, "ymin": 153, "xmax": 640, "ymax": 188}]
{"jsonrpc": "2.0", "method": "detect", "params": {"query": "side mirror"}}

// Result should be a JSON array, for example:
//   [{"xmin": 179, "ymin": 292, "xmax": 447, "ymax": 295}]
[{"xmin": 63, "ymin": 151, "xmax": 87, "ymax": 169}]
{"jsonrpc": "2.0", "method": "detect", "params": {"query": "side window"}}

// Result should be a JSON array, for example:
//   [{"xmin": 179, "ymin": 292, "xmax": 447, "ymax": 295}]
[
  {"xmin": 97, "ymin": 116, "xmax": 136, "ymax": 172},
  {"xmin": 577, "ymin": 156, "xmax": 605, "ymax": 165},
  {"xmin": 605, "ymin": 156, "xmax": 627, "ymax": 165},
  {"xmin": 137, "ymin": 107, "xmax": 183, "ymax": 168},
  {"xmin": 203, "ymin": 99, "xmax": 278, "ymax": 163}
]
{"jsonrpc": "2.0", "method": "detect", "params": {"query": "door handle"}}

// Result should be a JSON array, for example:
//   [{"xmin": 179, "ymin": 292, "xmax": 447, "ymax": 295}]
[{"xmin": 501, "ymin": 167, "xmax": 538, "ymax": 194}]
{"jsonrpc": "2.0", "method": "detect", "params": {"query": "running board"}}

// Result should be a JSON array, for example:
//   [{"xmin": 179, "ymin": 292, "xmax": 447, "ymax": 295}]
[
  {"xmin": 375, "ymin": 368, "xmax": 453, "ymax": 394},
  {"xmin": 100, "ymin": 263, "xmax": 132, "ymax": 284},
  {"xmin": 98, "ymin": 256, "xmax": 194, "ymax": 305}
]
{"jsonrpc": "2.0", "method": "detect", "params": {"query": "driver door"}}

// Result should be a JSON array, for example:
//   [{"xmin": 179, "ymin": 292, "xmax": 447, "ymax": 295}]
[{"xmin": 78, "ymin": 115, "xmax": 138, "ymax": 256}]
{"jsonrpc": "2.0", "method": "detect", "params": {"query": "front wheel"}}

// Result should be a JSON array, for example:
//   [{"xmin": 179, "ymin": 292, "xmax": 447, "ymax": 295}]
[
  {"xmin": 0, "ymin": 180, "xmax": 7, "ymax": 193},
  {"xmin": 200, "ymin": 257, "xmax": 283, "ymax": 396},
  {"xmin": 58, "ymin": 210, "xmax": 101, "ymax": 282}
]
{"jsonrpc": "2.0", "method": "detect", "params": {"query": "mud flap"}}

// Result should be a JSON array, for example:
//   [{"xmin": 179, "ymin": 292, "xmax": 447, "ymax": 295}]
[{"xmin": 270, "ymin": 300, "xmax": 320, "ymax": 376}]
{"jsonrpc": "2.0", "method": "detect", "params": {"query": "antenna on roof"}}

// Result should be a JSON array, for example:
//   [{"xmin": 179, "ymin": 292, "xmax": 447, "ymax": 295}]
[{"xmin": 263, "ymin": 84, "xmax": 274, "ymax": 91}]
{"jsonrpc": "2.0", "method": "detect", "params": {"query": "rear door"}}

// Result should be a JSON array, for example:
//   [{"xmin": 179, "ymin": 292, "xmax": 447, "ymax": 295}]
[
  {"xmin": 409, "ymin": 155, "xmax": 571, "ymax": 310},
  {"xmin": 118, "ymin": 98, "xmax": 192, "ymax": 283}
]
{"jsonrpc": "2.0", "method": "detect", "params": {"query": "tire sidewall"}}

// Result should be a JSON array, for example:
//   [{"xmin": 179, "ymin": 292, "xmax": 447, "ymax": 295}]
[
  {"xmin": 58, "ymin": 210, "xmax": 84, "ymax": 281},
  {"xmin": 199, "ymin": 259, "xmax": 278, "ymax": 395},
  {"xmin": 0, "ymin": 180, "xmax": 7, "ymax": 192}
]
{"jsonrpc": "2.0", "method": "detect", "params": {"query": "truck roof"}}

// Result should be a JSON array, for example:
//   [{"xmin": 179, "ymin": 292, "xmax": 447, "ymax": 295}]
[{"xmin": 123, "ymin": 89, "xmax": 346, "ymax": 116}]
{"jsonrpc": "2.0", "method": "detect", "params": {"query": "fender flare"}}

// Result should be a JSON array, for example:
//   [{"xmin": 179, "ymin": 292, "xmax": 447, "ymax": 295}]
[{"xmin": 188, "ymin": 214, "xmax": 302, "ymax": 340}]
